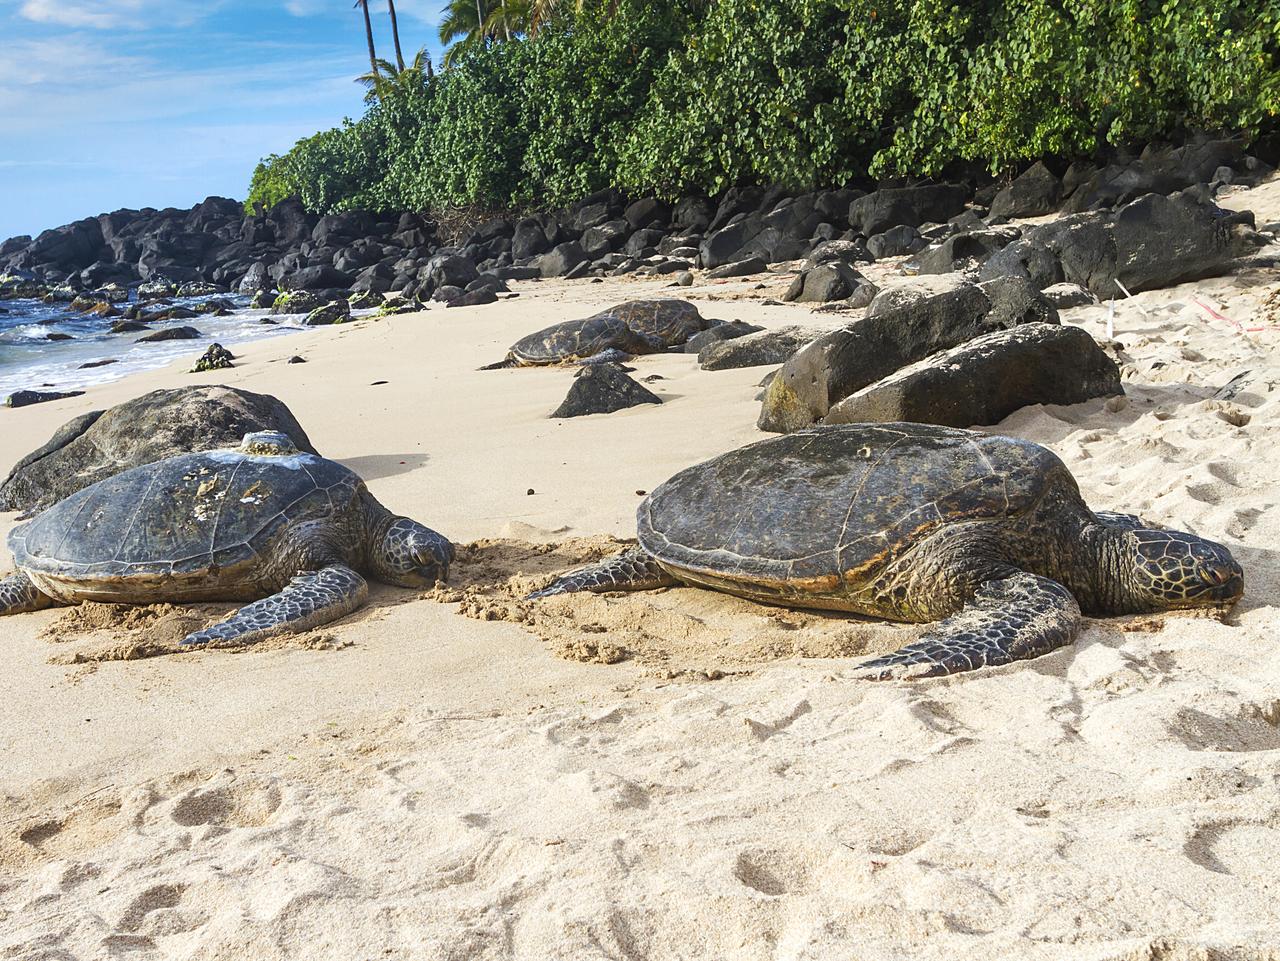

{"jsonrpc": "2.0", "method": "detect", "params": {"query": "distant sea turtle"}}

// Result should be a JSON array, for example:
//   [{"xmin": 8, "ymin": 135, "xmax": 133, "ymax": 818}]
[
  {"xmin": 0, "ymin": 432, "xmax": 453, "ymax": 646},
  {"xmin": 530, "ymin": 423, "xmax": 1243, "ymax": 680},
  {"xmin": 483, "ymin": 300, "xmax": 712, "ymax": 368}
]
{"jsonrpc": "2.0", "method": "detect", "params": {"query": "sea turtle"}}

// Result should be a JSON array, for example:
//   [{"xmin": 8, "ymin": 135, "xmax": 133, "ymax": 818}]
[
  {"xmin": 529, "ymin": 423, "xmax": 1243, "ymax": 680},
  {"xmin": 483, "ymin": 300, "xmax": 712, "ymax": 368},
  {"xmin": 0, "ymin": 432, "xmax": 453, "ymax": 646}
]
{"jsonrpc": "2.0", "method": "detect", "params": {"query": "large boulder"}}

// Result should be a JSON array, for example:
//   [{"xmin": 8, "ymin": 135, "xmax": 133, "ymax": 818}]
[
  {"xmin": 706, "ymin": 257, "xmax": 768, "ymax": 279},
  {"xmin": 980, "ymin": 191, "xmax": 1240, "ymax": 296},
  {"xmin": 989, "ymin": 162, "xmax": 1063, "ymax": 219},
  {"xmin": 284, "ymin": 264, "xmax": 354, "ymax": 290},
  {"xmin": 699, "ymin": 326, "xmax": 825, "ymax": 371},
  {"xmin": 909, "ymin": 227, "xmax": 1019, "ymax": 275},
  {"xmin": 236, "ymin": 261, "xmax": 272, "ymax": 293},
  {"xmin": 823, "ymin": 323, "xmax": 1121, "ymax": 428},
  {"xmin": 783, "ymin": 262, "xmax": 875, "ymax": 304},
  {"xmin": 0, "ymin": 386, "xmax": 315, "ymax": 513},
  {"xmin": 550, "ymin": 364, "xmax": 661, "ymax": 418},
  {"xmin": 303, "ymin": 300, "xmax": 352, "ymax": 326},
  {"xmin": 759, "ymin": 277, "xmax": 1057, "ymax": 432},
  {"xmin": 683, "ymin": 320, "xmax": 764, "ymax": 354},
  {"xmin": 136, "ymin": 326, "xmax": 202, "ymax": 343},
  {"xmin": 847, "ymin": 185, "xmax": 968, "ymax": 236},
  {"xmin": 538, "ymin": 241, "xmax": 588, "ymax": 278},
  {"xmin": 423, "ymin": 254, "xmax": 479, "ymax": 292}
]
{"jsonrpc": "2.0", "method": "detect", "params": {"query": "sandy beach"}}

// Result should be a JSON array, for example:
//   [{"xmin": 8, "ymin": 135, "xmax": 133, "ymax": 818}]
[{"xmin": 1, "ymin": 181, "xmax": 1279, "ymax": 960}]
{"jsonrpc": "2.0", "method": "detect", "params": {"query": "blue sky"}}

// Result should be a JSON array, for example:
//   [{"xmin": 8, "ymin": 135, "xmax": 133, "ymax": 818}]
[{"xmin": 0, "ymin": 0, "xmax": 446, "ymax": 242}]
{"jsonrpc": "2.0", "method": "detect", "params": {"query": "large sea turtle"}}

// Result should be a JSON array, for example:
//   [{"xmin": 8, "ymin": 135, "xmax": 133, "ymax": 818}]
[
  {"xmin": 530, "ymin": 423, "xmax": 1243, "ymax": 680},
  {"xmin": 483, "ymin": 300, "xmax": 712, "ymax": 368},
  {"xmin": 0, "ymin": 432, "xmax": 453, "ymax": 646}
]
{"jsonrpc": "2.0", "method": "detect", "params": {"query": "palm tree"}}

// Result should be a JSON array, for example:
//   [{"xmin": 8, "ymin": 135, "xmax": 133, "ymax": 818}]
[
  {"xmin": 437, "ymin": 0, "xmax": 492, "ymax": 66},
  {"xmin": 356, "ymin": 47, "xmax": 434, "ymax": 102},
  {"xmin": 387, "ymin": 0, "xmax": 407, "ymax": 71},
  {"xmin": 354, "ymin": 0, "xmax": 382, "ymax": 93}
]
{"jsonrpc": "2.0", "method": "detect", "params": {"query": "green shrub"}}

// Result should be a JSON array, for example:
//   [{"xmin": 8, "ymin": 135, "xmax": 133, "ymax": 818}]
[{"xmin": 248, "ymin": 0, "xmax": 1280, "ymax": 216}]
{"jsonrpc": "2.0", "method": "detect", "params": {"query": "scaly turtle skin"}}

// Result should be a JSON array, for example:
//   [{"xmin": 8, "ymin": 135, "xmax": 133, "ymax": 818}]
[
  {"xmin": 483, "ymin": 300, "xmax": 711, "ymax": 368},
  {"xmin": 0, "ymin": 432, "xmax": 453, "ymax": 647},
  {"xmin": 529, "ymin": 423, "xmax": 1243, "ymax": 680}
]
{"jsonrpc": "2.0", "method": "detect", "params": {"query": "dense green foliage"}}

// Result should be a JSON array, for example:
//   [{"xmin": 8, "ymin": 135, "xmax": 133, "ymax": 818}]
[{"xmin": 247, "ymin": 0, "xmax": 1280, "ymax": 215}]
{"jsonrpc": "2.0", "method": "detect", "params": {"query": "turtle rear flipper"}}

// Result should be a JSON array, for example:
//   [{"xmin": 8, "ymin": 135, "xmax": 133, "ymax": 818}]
[
  {"xmin": 854, "ymin": 573, "xmax": 1081, "ymax": 681},
  {"xmin": 0, "ymin": 572, "xmax": 56, "ymax": 615},
  {"xmin": 527, "ymin": 548, "xmax": 677, "ymax": 599},
  {"xmin": 180, "ymin": 565, "xmax": 368, "ymax": 647}
]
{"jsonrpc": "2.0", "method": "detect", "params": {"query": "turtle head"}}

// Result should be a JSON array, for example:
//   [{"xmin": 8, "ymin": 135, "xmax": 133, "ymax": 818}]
[
  {"xmin": 371, "ymin": 517, "xmax": 454, "ymax": 587},
  {"xmin": 239, "ymin": 431, "xmax": 299, "ymax": 457},
  {"xmin": 1121, "ymin": 528, "xmax": 1243, "ymax": 611}
]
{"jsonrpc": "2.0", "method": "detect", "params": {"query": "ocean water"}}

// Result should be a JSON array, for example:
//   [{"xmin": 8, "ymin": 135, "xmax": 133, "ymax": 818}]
[{"xmin": 0, "ymin": 294, "xmax": 311, "ymax": 399}]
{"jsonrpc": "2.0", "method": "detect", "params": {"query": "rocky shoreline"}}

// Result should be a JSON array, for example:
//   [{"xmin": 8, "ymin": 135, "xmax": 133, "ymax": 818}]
[{"xmin": 3, "ymin": 138, "xmax": 1274, "ymax": 303}]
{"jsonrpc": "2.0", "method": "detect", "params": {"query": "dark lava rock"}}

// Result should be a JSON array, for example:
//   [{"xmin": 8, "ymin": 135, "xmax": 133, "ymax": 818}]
[
  {"xmin": 431, "ymin": 285, "xmax": 465, "ymax": 303},
  {"xmin": 287, "ymin": 356, "xmax": 307, "ymax": 364},
  {"xmin": 848, "ymin": 185, "xmax": 968, "ymax": 236},
  {"xmin": 909, "ymin": 228, "xmax": 1020, "ymax": 275},
  {"xmin": 866, "ymin": 225, "xmax": 925, "ymax": 259},
  {"xmin": 539, "ymin": 241, "xmax": 588, "ymax": 278},
  {"xmin": 989, "ymin": 161, "xmax": 1063, "ymax": 219},
  {"xmin": 980, "ymin": 191, "xmax": 1241, "ymax": 296},
  {"xmin": 551, "ymin": 364, "xmax": 662, "ymax": 418},
  {"xmin": 783, "ymin": 262, "xmax": 875, "ymax": 304},
  {"xmin": 0, "ymin": 386, "xmax": 315, "ymax": 513},
  {"xmin": 136, "ymin": 326, "xmax": 202, "ymax": 343},
  {"xmin": 271, "ymin": 290, "xmax": 324, "ymax": 315},
  {"xmin": 759, "ymin": 277, "xmax": 1057, "ymax": 432},
  {"xmin": 237, "ymin": 261, "xmax": 272, "ymax": 294},
  {"xmin": 706, "ymin": 257, "xmax": 768, "ymax": 279},
  {"xmin": 424, "ymin": 254, "xmax": 479, "ymax": 292},
  {"xmin": 191, "ymin": 343, "xmax": 235, "ymax": 372},
  {"xmin": 78, "ymin": 359, "xmax": 118, "ymax": 369},
  {"xmin": 45, "ymin": 333, "xmax": 74, "ymax": 342},
  {"xmin": 699, "ymin": 326, "xmax": 824, "ymax": 371},
  {"xmin": 303, "ymin": 301, "xmax": 351, "ymax": 326},
  {"xmin": 286, "ymin": 265, "xmax": 354, "ymax": 290},
  {"xmin": 823, "ymin": 323, "xmax": 1121, "ymax": 428},
  {"xmin": 5, "ymin": 389, "xmax": 86, "ymax": 409},
  {"xmin": 802, "ymin": 240, "xmax": 872, "ymax": 270},
  {"xmin": 683, "ymin": 320, "xmax": 764, "ymax": 354},
  {"xmin": 348, "ymin": 290, "xmax": 385, "ymax": 310},
  {"xmin": 110, "ymin": 320, "xmax": 150, "ymax": 334},
  {"xmin": 445, "ymin": 289, "xmax": 499, "ymax": 308},
  {"xmin": 1042, "ymin": 283, "xmax": 1096, "ymax": 309}
]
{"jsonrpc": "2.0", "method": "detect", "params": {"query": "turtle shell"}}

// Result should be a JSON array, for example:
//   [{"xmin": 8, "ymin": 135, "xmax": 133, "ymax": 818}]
[
  {"xmin": 510, "ymin": 314, "xmax": 650, "ymax": 365},
  {"xmin": 10, "ymin": 448, "xmax": 363, "ymax": 602},
  {"xmin": 637, "ymin": 422, "xmax": 1073, "ymax": 596},
  {"xmin": 510, "ymin": 300, "xmax": 708, "ymax": 364}
]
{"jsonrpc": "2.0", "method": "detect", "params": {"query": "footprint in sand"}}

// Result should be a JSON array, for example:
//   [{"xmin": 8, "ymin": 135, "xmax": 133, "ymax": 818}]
[
  {"xmin": 1184, "ymin": 820, "xmax": 1280, "ymax": 877},
  {"xmin": 1167, "ymin": 704, "xmax": 1280, "ymax": 753},
  {"xmin": 116, "ymin": 883, "xmax": 188, "ymax": 933},
  {"xmin": 169, "ymin": 777, "xmax": 282, "ymax": 828},
  {"xmin": 732, "ymin": 846, "xmax": 814, "ymax": 897}
]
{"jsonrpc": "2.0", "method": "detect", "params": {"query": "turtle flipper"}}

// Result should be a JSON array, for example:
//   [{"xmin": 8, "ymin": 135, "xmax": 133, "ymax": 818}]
[
  {"xmin": 527, "ymin": 548, "xmax": 677, "ymax": 599},
  {"xmin": 854, "ymin": 573, "xmax": 1082, "ymax": 681},
  {"xmin": 0, "ymin": 572, "xmax": 56, "ymax": 615},
  {"xmin": 180, "ymin": 565, "xmax": 369, "ymax": 647}
]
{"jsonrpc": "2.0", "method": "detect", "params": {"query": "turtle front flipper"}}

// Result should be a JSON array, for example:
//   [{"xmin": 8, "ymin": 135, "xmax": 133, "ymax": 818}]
[
  {"xmin": 527, "ymin": 548, "xmax": 677, "ymax": 599},
  {"xmin": 854, "ymin": 573, "xmax": 1082, "ymax": 681},
  {"xmin": 180, "ymin": 565, "xmax": 369, "ymax": 647},
  {"xmin": 0, "ymin": 572, "xmax": 57, "ymax": 615}
]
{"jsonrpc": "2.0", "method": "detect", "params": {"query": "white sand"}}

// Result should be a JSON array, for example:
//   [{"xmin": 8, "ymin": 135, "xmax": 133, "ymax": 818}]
[{"xmin": 1, "ymin": 182, "xmax": 1279, "ymax": 959}]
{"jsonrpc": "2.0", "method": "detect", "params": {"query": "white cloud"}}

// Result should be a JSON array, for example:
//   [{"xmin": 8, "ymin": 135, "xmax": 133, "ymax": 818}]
[
  {"xmin": 18, "ymin": 0, "xmax": 222, "ymax": 31},
  {"xmin": 283, "ymin": 0, "xmax": 325, "ymax": 15}
]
